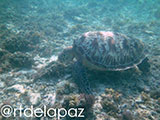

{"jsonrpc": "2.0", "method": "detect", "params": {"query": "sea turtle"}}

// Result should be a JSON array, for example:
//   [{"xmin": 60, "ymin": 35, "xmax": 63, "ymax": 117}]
[{"xmin": 58, "ymin": 31, "xmax": 148, "ymax": 94}]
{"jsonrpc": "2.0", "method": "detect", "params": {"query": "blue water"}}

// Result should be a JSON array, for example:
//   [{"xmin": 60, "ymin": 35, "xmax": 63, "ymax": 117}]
[{"xmin": 1, "ymin": 0, "xmax": 160, "ymax": 49}]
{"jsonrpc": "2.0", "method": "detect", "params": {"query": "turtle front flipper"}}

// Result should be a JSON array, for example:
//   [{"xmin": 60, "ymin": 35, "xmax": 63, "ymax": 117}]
[
  {"xmin": 72, "ymin": 61, "xmax": 95, "ymax": 109},
  {"xmin": 134, "ymin": 57, "xmax": 150, "ymax": 75},
  {"xmin": 72, "ymin": 61, "xmax": 93, "ymax": 95}
]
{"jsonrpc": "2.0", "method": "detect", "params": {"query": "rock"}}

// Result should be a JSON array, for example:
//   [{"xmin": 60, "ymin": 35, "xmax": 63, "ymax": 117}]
[
  {"xmin": 151, "ymin": 110, "xmax": 158, "ymax": 116},
  {"xmin": 121, "ymin": 104, "xmax": 128, "ymax": 109},
  {"xmin": 139, "ymin": 104, "xmax": 147, "ymax": 109},
  {"xmin": 62, "ymin": 94, "xmax": 95, "ymax": 118},
  {"xmin": 2, "ymin": 35, "xmax": 34, "ymax": 53},
  {"xmin": 28, "ymin": 92, "xmax": 41, "ymax": 106},
  {"xmin": 148, "ymin": 115, "xmax": 156, "ymax": 120},
  {"xmin": 101, "ymin": 99, "xmax": 118, "ymax": 113},
  {"xmin": 56, "ymin": 80, "xmax": 77, "ymax": 95},
  {"xmin": 33, "ymin": 62, "xmax": 72, "ymax": 81},
  {"xmin": 6, "ymin": 84, "xmax": 26, "ymax": 94},
  {"xmin": 26, "ymin": 31, "xmax": 41, "ymax": 44},
  {"xmin": 0, "ymin": 48, "xmax": 9, "ymax": 59},
  {"xmin": 0, "ymin": 52, "xmax": 34, "ymax": 72},
  {"xmin": 105, "ymin": 88, "xmax": 115, "ymax": 94},
  {"xmin": 109, "ymin": 117, "xmax": 116, "ymax": 120},
  {"xmin": 0, "ymin": 81, "xmax": 5, "ymax": 88},
  {"xmin": 141, "ymin": 92, "xmax": 150, "ymax": 102},
  {"xmin": 8, "ymin": 52, "xmax": 34, "ymax": 68},
  {"xmin": 135, "ymin": 96, "xmax": 143, "ymax": 104},
  {"xmin": 122, "ymin": 109, "xmax": 133, "ymax": 120},
  {"xmin": 105, "ymin": 88, "xmax": 122, "ymax": 102},
  {"xmin": 93, "ymin": 96, "xmax": 103, "ymax": 114},
  {"xmin": 157, "ymin": 98, "xmax": 160, "ymax": 104},
  {"xmin": 63, "ymin": 94, "xmax": 95, "ymax": 108},
  {"xmin": 43, "ymin": 93, "xmax": 56, "ymax": 106},
  {"xmin": 150, "ymin": 89, "xmax": 160, "ymax": 99}
]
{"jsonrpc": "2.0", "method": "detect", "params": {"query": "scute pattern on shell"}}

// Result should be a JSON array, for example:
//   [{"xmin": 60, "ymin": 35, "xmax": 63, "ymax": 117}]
[{"xmin": 73, "ymin": 31, "xmax": 147, "ymax": 71}]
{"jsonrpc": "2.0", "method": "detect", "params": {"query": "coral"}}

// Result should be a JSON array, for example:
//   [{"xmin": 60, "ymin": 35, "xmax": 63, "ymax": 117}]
[
  {"xmin": 63, "ymin": 95, "xmax": 79, "ymax": 107},
  {"xmin": 101, "ymin": 98, "xmax": 119, "ymax": 113},
  {"xmin": 141, "ymin": 92, "xmax": 150, "ymax": 102},
  {"xmin": 0, "ymin": 49, "xmax": 12, "ymax": 72},
  {"xmin": 62, "ymin": 94, "xmax": 95, "ymax": 119},
  {"xmin": 150, "ymin": 89, "xmax": 160, "ymax": 99},
  {"xmin": 105, "ymin": 88, "xmax": 122, "ymax": 102},
  {"xmin": 0, "ymin": 24, "xmax": 13, "ymax": 43},
  {"xmin": 56, "ymin": 81, "xmax": 77, "ymax": 95},
  {"xmin": 8, "ymin": 52, "xmax": 34, "ymax": 68},
  {"xmin": 122, "ymin": 109, "xmax": 133, "ymax": 120},
  {"xmin": 0, "ymin": 48, "xmax": 9, "ymax": 59},
  {"xmin": 26, "ymin": 31, "xmax": 41, "ymax": 44},
  {"xmin": 1, "ymin": 30, "xmax": 42, "ymax": 53},
  {"xmin": 0, "ymin": 51, "xmax": 34, "ymax": 72},
  {"xmin": 100, "ymin": 88, "xmax": 122, "ymax": 118},
  {"xmin": 2, "ymin": 36, "xmax": 33, "ymax": 53}
]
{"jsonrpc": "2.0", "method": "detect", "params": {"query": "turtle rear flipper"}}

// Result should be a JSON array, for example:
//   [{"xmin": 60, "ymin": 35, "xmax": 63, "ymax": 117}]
[{"xmin": 138, "ymin": 57, "xmax": 150, "ymax": 73}]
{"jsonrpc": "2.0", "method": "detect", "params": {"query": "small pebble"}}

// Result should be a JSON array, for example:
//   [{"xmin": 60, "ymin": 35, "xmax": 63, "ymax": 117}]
[
  {"xmin": 139, "ymin": 104, "xmax": 147, "ymax": 109},
  {"xmin": 121, "ymin": 104, "xmax": 128, "ymax": 109},
  {"xmin": 0, "ymin": 81, "xmax": 5, "ymax": 88}
]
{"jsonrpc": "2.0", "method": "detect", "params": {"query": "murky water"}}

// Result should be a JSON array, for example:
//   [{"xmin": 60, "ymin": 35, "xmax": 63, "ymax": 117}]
[{"xmin": 0, "ymin": 0, "xmax": 160, "ymax": 119}]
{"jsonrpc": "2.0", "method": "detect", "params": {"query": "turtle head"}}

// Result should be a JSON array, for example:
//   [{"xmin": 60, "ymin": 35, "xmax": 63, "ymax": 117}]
[{"xmin": 58, "ymin": 46, "xmax": 74, "ymax": 64}]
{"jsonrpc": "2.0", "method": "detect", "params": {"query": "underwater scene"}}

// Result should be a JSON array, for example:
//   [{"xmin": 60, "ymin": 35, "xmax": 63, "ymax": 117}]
[{"xmin": 0, "ymin": 0, "xmax": 160, "ymax": 119}]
